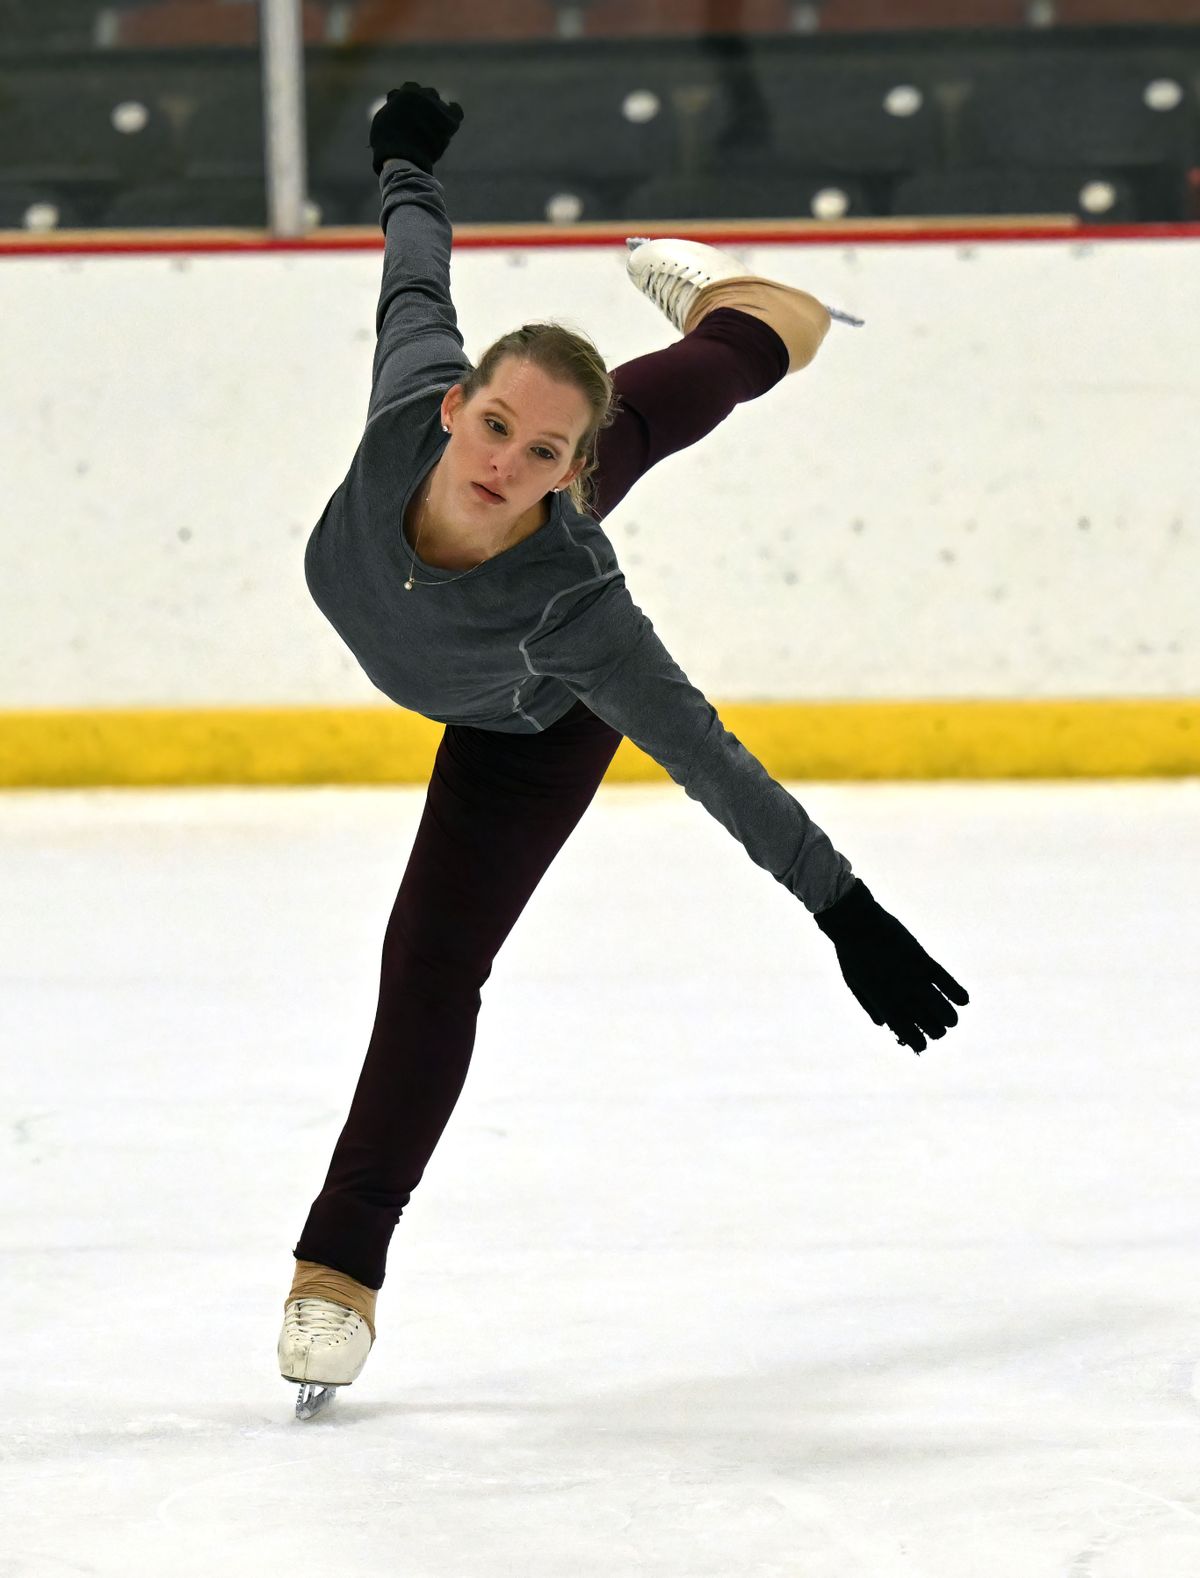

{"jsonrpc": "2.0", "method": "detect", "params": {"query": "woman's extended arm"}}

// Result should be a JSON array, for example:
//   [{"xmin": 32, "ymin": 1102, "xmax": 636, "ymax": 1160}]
[
  {"xmin": 523, "ymin": 578, "xmax": 968, "ymax": 1053},
  {"xmin": 365, "ymin": 162, "xmax": 469, "ymax": 427},
  {"xmin": 523, "ymin": 578, "xmax": 854, "ymax": 913},
  {"xmin": 364, "ymin": 85, "xmax": 470, "ymax": 427}
]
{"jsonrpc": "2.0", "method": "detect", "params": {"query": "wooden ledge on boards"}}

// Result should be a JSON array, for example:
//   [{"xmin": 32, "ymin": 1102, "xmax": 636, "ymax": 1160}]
[{"xmin": 0, "ymin": 212, "xmax": 1087, "ymax": 255}]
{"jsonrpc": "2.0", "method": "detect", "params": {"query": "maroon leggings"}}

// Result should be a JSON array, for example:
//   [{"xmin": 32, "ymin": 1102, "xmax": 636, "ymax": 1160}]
[{"xmin": 294, "ymin": 309, "xmax": 788, "ymax": 1288}]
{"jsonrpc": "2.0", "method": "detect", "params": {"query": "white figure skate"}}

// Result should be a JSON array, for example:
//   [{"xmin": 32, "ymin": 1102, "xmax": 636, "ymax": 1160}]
[
  {"xmin": 625, "ymin": 235, "xmax": 864, "ymax": 350},
  {"xmin": 278, "ymin": 1297, "xmax": 373, "ymax": 1420}
]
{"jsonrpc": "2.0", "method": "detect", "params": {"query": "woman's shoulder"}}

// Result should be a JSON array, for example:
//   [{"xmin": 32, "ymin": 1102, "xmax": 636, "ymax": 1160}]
[
  {"xmin": 505, "ymin": 502, "xmax": 622, "ymax": 618},
  {"xmin": 542, "ymin": 494, "xmax": 622, "ymax": 577},
  {"xmin": 516, "ymin": 504, "xmax": 633, "ymax": 638},
  {"xmin": 349, "ymin": 394, "xmax": 449, "ymax": 497},
  {"xmin": 362, "ymin": 384, "xmax": 452, "ymax": 450}
]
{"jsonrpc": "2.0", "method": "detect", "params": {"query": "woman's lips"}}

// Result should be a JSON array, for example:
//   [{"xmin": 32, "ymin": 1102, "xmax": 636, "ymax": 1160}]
[{"xmin": 472, "ymin": 482, "xmax": 505, "ymax": 502}]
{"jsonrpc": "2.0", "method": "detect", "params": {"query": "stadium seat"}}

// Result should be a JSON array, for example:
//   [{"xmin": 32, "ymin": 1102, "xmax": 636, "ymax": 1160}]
[
  {"xmin": 447, "ymin": 69, "xmax": 680, "ymax": 180},
  {"xmin": 306, "ymin": 84, "xmax": 388, "ymax": 188},
  {"xmin": 958, "ymin": 62, "xmax": 1193, "ymax": 167},
  {"xmin": 339, "ymin": 173, "xmax": 614, "ymax": 225},
  {"xmin": 623, "ymin": 169, "xmax": 872, "ymax": 218},
  {"xmin": 717, "ymin": 58, "xmax": 941, "ymax": 174},
  {"xmin": 891, "ymin": 167, "xmax": 1139, "ymax": 219},
  {"xmin": 305, "ymin": 186, "xmax": 366, "ymax": 227},
  {"xmin": 0, "ymin": 61, "xmax": 266, "ymax": 185},
  {"xmin": 307, "ymin": 60, "xmax": 679, "ymax": 186},
  {"xmin": 278, "ymin": 188, "xmax": 353, "ymax": 226},
  {"xmin": 172, "ymin": 71, "xmax": 265, "ymax": 180},
  {"xmin": 96, "ymin": 179, "xmax": 268, "ymax": 228},
  {"xmin": 0, "ymin": 0, "xmax": 105, "ymax": 48},
  {"xmin": 301, "ymin": 47, "xmax": 942, "ymax": 197},
  {"xmin": 0, "ymin": 71, "xmax": 177, "ymax": 182},
  {"xmin": 0, "ymin": 181, "xmax": 89, "ymax": 230}
]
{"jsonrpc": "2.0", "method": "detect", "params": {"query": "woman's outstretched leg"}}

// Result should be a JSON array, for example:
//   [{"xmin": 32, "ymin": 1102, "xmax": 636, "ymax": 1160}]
[{"xmin": 590, "ymin": 307, "xmax": 789, "ymax": 522}]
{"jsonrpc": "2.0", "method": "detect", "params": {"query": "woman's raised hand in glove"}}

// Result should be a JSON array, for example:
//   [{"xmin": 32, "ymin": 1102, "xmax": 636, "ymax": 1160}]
[
  {"xmin": 370, "ymin": 81, "xmax": 464, "ymax": 176},
  {"xmin": 815, "ymin": 879, "xmax": 969, "ymax": 1054}
]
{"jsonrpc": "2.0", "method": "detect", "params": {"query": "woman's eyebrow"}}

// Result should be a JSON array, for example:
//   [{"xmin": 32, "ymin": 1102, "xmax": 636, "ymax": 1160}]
[{"xmin": 489, "ymin": 398, "xmax": 569, "ymax": 446}]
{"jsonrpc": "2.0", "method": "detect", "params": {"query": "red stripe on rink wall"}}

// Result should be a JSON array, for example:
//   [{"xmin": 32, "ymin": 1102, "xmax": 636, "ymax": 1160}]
[{"xmin": 2, "ymin": 219, "xmax": 1200, "ymax": 258}]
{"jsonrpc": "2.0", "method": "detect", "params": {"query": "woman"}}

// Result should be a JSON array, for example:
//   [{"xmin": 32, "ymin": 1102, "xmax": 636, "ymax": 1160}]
[{"xmin": 279, "ymin": 84, "xmax": 969, "ymax": 1417}]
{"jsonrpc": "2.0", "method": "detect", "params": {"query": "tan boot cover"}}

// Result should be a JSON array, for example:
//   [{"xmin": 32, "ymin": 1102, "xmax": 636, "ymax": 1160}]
[
  {"xmin": 287, "ymin": 1259, "xmax": 377, "ymax": 1341},
  {"xmin": 683, "ymin": 277, "xmax": 831, "ymax": 374}
]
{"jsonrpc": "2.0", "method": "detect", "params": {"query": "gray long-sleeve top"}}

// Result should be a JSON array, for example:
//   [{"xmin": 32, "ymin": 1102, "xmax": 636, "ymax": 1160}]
[{"xmin": 304, "ymin": 160, "xmax": 856, "ymax": 915}]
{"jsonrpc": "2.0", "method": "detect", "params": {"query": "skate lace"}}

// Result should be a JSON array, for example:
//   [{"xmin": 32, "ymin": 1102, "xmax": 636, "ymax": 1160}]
[
  {"xmin": 645, "ymin": 262, "xmax": 709, "ymax": 330},
  {"xmin": 286, "ymin": 1298, "xmax": 361, "ymax": 1344}
]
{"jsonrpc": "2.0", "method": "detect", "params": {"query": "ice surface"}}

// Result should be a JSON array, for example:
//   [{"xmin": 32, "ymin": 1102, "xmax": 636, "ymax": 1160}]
[{"xmin": 2, "ymin": 781, "xmax": 1199, "ymax": 1577}]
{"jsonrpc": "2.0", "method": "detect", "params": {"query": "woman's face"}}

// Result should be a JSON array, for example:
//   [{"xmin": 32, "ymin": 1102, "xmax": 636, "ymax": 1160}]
[{"xmin": 440, "ymin": 356, "xmax": 591, "ymax": 529}]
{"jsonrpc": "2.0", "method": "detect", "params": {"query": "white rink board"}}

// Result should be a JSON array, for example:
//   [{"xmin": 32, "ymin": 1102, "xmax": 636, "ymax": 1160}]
[{"xmin": 0, "ymin": 234, "xmax": 1197, "ymax": 707}]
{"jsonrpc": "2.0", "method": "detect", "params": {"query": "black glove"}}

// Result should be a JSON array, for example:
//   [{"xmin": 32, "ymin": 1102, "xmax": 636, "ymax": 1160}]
[
  {"xmin": 370, "ymin": 81, "xmax": 464, "ymax": 176},
  {"xmin": 815, "ymin": 879, "xmax": 969, "ymax": 1055}
]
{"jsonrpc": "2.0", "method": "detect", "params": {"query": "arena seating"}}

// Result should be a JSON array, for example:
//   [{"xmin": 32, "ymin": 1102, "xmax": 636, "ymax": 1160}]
[
  {"xmin": 957, "ymin": 62, "xmax": 1193, "ymax": 168},
  {"xmin": 0, "ymin": 69, "xmax": 178, "ymax": 183},
  {"xmin": 0, "ymin": 0, "xmax": 106, "ymax": 48},
  {"xmin": 308, "ymin": 57, "xmax": 680, "ymax": 187},
  {"xmin": 891, "ymin": 167, "xmax": 1140, "ymax": 218},
  {"xmin": 0, "ymin": 181, "xmax": 89, "ymax": 229},
  {"xmin": 95, "ymin": 178, "xmax": 268, "ymax": 226},
  {"xmin": 353, "ymin": 172, "xmax": 612, "ymax": 225},
  {"xmin": 623, "ymin": 170, "xmax": 872, "ymax": 218},
  {"xmin": 1, "ymin": 15, "xmax": 1197, "ymax": 231},
  {"xmin": 174, "ymin": 71, "xmax": 265, "ymax": 180},
  {"xmin": 716, "ymin": 59, "xmax": 941, "ymax": 174}
]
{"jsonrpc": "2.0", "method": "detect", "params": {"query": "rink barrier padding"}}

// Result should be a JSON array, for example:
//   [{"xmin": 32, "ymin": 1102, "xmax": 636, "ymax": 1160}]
[{"xmin": 0, "ymin": 699, "xmax": 1197, "ymax": 785}]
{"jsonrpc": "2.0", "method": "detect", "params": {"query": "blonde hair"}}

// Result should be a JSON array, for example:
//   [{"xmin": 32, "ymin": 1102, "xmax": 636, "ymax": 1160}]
[{"xmin": 460, "ymin": 322, "xmax": 618, "ymax": 514}]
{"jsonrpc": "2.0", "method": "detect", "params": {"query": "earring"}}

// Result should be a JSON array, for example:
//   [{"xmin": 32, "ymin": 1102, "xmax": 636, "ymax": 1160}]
[{"xmin": 442, "ymin": 424, "xmax": 450, "ymax": 433}]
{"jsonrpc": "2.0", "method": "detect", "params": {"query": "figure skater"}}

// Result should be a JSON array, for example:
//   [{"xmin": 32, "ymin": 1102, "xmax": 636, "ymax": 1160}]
[{"xmin": 278, "ymin": 83, "xmax": 969, "ymax": 1418}]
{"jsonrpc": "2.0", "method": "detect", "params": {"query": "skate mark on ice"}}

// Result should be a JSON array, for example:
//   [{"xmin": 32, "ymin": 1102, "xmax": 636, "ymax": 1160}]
[{"xmin": 1066, "ymin": 1477, "xmax": 1200, "ymax": 1577}]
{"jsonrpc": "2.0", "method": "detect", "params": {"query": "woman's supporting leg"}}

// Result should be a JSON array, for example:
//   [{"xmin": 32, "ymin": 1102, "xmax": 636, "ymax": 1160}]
[
  {"xmin": 590, "ymin": 305, "xmax": 789, "ymax": 522},
  {"xmin": 294, "ymin": 700, "xmax": 621, "ymax": 1290}
]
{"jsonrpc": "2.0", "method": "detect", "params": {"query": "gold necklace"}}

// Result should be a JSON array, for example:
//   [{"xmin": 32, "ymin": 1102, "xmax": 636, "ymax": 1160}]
[{"xmin": 404, "ymin": 470, "xmax": 520, "ymax": 591}]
